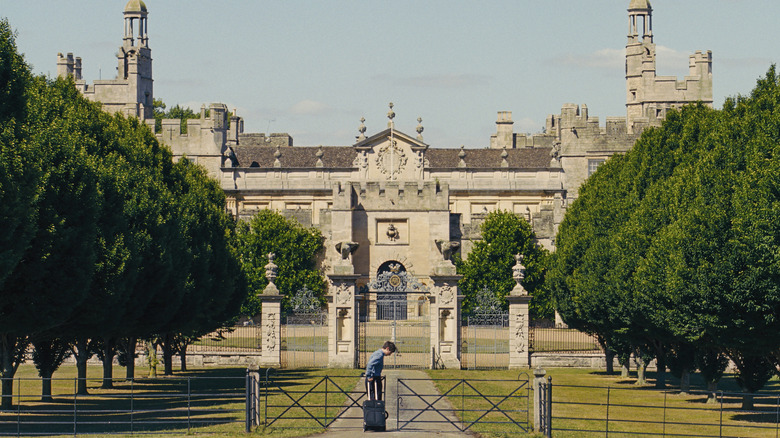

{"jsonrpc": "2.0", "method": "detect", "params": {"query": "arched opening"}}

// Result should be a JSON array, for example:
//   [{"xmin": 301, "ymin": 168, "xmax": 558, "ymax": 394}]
[{"xmin": 374, "ymin": 261, "xmax": 408, "ymax": 320}]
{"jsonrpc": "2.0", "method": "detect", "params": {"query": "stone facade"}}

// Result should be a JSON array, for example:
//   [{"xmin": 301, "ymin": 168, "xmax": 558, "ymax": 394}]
[{"xmin": 57, "ymin": 1, "xmax": 713, "ymax": 368}]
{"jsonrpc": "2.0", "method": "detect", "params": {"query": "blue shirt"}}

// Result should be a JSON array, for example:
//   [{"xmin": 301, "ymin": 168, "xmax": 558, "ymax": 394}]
[{"xmin": 365, "ymin": 349, "xmax": 385, "ymax": 377}]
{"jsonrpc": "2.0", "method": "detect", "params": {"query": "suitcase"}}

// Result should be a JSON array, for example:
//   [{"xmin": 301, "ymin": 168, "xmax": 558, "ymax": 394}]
[{"xmin": 363, "ymin": 399, "xmax": 388, "ymax": 431}]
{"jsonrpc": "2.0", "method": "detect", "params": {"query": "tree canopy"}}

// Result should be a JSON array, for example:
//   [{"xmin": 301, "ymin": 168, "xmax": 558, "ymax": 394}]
[
  {"xmin": 549, "ymin": 66, "xmax": 780, "ymax": 405},
  {"xmin": 456, "ymin": 210, "xmax": 551, "ymax": 318},
  {"xmin": 235, "ymin": 209, "xmax": 325, "ymax": 315},
  {"xmin": 0, "ymin": 18, "xmax": 246, "ymax": 406}
]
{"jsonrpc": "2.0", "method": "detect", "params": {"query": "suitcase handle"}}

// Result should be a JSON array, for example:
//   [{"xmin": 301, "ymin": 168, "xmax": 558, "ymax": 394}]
[{"xmin": 384, "ymin": 411, "xmax": 389, "ymax": 419}]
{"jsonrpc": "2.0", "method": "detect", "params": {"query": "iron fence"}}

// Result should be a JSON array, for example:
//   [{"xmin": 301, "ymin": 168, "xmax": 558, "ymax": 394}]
[
  {"xmin": 0, "ymin": 375, "xmax": 246, "ymax": 436},
  {"xmin": 189, "ymin": 325, "xmax": 261, "ymax": 353},
  {"xmin": 550, "ymin": 382, "xmax": 780, "ymax": 437},
  {"xmin": 461, "ymin": 313, "xmax": 509, "ymax": 369},
  {"xmin": 530, "ymin": 320, "xmax": 603, "ymax": 353}
]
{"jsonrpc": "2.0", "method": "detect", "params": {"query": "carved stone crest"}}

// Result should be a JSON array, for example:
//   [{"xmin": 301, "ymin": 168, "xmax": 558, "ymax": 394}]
[
  {"xmin": 335, "ymin": 282, "xmax": 352, "ymax": 305},
  {"xmin": 439, "ymin": 284, "xmax": 455, "ymax": 305},
  {"xmin": 376, "ymin": 140, "xmax": 407, "ymax": 180}
]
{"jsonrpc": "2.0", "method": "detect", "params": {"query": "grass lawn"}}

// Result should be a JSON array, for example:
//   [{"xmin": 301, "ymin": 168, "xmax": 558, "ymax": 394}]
[
  {"xmin": 1, "ymin": 363, "xmax": 362, "ymax": 437},
  {"xmin": 426, "ymin": 367, "xmax": 780, "ymax": 438}
]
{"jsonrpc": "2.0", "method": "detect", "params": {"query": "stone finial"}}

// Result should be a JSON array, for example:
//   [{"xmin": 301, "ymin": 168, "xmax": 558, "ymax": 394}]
[
  {"xmin": 335, "ymin": 241, "xmax": 359, "ymax": 260},
  {"xmin": 315, "ymin": 145, "xmax": 324, "ymax": 168},
  {"xmin": 511, "ymin": 253, "xmax": 527, "ymax": 295},
  {"xmin": 416, "ymin": 117, "xmax": 424, "ymax": 141},
  {"xmin": 265, "ymin": 253, "xmax": 278, "ymax": 283},
  {"xmin": 435, "ymin": 239, "xmax": 460, "ymax": 261},
  {"xmin": 501, "ymin": 146, "xmax": 509, "ymax": 168},
  {"xmin": 458, "ymin": 145, "xmax": 466, "ymax": 168},
  {"xmin": 387, "ymin": 102, "xmax": 395, "ymax": 128},
  {"xmin": 273, "ymin": 145, "xmax": 282, "ymax": 168},
  {"xmin": 357, "ymin": 117, "xmax": 367, "ymax": 141}
]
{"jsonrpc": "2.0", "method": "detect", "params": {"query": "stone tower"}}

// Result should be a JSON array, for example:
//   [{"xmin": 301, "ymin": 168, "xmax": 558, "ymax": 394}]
[
  {"xmin": 57, "ymin": 0, "xmax": 153, "ymax": 120},
  {"xmin": 625, "ymin": 0, "xmax": 712, "ymax": 132}
]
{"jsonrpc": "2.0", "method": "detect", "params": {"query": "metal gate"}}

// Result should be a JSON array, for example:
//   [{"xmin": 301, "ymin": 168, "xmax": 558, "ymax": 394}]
[
  {"xmin": 281, "ymin": 286, "xmax": 328, "ymax": 368},
  {"xmin": 461, "ymin": 287, "xmax": 509, "ymax": 369},
  {"xmin": 358, "ymin": 267, "xmax": 431, "ymax": 369}
]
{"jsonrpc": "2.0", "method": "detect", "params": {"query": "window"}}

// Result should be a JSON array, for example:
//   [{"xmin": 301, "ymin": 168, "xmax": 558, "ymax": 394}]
[{"xmin": 588, "ymin": 159, "xmax": 606, "ymax": 176}]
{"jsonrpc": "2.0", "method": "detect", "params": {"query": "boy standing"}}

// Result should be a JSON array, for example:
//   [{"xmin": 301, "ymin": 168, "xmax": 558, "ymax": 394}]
[{"xmin": 365, "ymin": 341, "xmax": 396, "ymax": 400}]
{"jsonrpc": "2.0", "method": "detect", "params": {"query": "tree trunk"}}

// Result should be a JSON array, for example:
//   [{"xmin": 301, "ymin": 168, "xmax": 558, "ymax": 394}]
[
  {"xmin": 680, "ymin": 369, "xmax": 691, "ymax": 394},
  {"xmin": 0, "ymin": 378, "xmax": 11, "ymax": 411},
  {"xmin": 147, "ymin": 342, "xmax": 157, "ymax": 378},
  {"xmin": 180, "ymin": 343, "xmax": 187, "ymax": 372},
  {"xmin": 162, "ymin": 333, "xmax": 174, "ymax": 376},
  {"xmin": 0, "ymin": 333, "xmax": 25, "ymax": 410},
  {"xmin": 73, "ymin": 337, "xmax": 90, "ymax": 395},
  {"xmin": 101, "ymin": 339, "xmax": 115, "ymax": 389},
  {"xmin": 621, "ymin": 363, "xmax": 630, "ymax": 378},
  {"xmin": 125, "ymin": 337, "xmax": 136, "ymax": 380},
  {"xmin": 636, "ymin": 359, "xmax": 648, "ymax": 385},
  {"xmin": 742, "ymin": 392, "xmax": 754, "ymax": 410},
  {"xmin": 706, "ymin": 381, "xmax": 718, "ymax": 404},
  {"xmin": 654, "ymin": 353, "xmax": 666, "ymax": 389},
  {"xmin": 605, "ymin": 348, "xmax": 615, "ymax": 374},
  {"xmin": 41, "ymin": 376, "xmax": 53, "ymax": 402}
]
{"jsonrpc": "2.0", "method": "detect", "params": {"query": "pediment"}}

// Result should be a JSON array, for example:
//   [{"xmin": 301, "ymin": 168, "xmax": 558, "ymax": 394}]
[
  {"xmin": 351, "ymin": 128, "xmax": 428, "ymax": 181},
  {"xmin": 353, "ymin": 128, "xmax": 428, "ymax": 151}
]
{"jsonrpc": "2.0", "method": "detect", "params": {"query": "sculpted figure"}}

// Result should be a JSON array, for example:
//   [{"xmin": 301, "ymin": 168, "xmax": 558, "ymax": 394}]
[
  {"xmin": 435, "ymin": 240, "xmax": 461, "ymax": 261},
  {"xmin": 335, "ymin": 241, "xmax": 359, "ymax": 260}
]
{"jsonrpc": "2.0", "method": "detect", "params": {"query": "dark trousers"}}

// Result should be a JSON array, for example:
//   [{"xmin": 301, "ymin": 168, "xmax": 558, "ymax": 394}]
[{"xmin": 366, "ymin": 376, "xmax": 383, "ymax": 401}]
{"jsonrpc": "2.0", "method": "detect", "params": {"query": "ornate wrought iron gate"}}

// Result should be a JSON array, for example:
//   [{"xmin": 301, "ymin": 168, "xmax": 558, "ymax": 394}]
[
  {"xmin": 461, "ymin": 287, "xmax": 509, "ymax": 369},
  {"xmin": 358, "ymin": 267, "xmax": 431, "ymax": 369},
  {"xmin": 281, "ymin": 286, "xmax": 328, "ymax": 368}
]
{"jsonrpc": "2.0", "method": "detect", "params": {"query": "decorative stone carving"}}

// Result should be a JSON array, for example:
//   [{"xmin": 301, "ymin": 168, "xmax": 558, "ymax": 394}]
[
  {"xmin": 264, "ymin": 253, "xmax": 277, "ymax": 283},
  {"xmin": 335, "ymin": 241, "xmax": 359, "ymax": 260},
  {"xmin": 335, "ymin": 282, "xmax": 352, "ymax": 305},
  {"xmin": 264, "ymin": 313, "xmax": 276, "ymax": 351},
  {"xmin": 376, "ymin": 140, "xmax": 407, "ymax": 179},
  {"xmin": 357, "ymin": 116, "xmax": 367, "ymax": 141},
  {"xmin": 435, "ymin": 240, "xmax": 460, "ymax": 261},
  {"xmin": 386, "ymin": 224, "xmax": 399, "ymax": 242},
  {"xmin": 513, "ymin": 313, "xmax": 526, "ymax": 354},
  {"xmin": 439, "ymin": 284, "xmax": 455, "ymax": 305},
  {"xmin": 511, "ymin": 254, "xmax": 527, "ymax": 296}
]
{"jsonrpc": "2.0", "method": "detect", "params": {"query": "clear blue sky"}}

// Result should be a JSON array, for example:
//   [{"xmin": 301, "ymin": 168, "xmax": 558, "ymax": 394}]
[{"xmin": 2, "ymin": 1, "xmax": 778, "ymax": 148}]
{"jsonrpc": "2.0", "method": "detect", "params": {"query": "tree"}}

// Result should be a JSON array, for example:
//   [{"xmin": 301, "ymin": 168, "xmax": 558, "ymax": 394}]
[
  {"xmin": 456, "ymin": 210, "xmax": 550, "ymax": 318},
  {"xmin": 550, "ymin": 66, "xmax": 780, "ymax": 405},
  {"xmin": 154, "ymin": 159, "xmax": 246, "ymax": 375},
  {"xmin": 153, "ymin": 99, "xmax": 201, "ymax": 134},
  {"xmin": 235, "ymin": 209, "xmax": 325, "ymax": 315}
]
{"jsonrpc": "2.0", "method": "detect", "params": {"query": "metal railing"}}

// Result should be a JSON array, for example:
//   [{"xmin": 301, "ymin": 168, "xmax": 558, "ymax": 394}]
[
  {"xmin": 246, "ymin": 369, "xmax": 367, "ymax": 430},
  {"xmin": 398, "ymin": 376, "xmax": 530, "ymax": 434},
  {"xmin": 549, "ymin": 382, "xmax": 780, "ymax": 437},
  {"xmin": 0, "ymin": 375, "xmax": 246, "ymax": 436},
  {"xmin": 530, "ymin": 321, "xmax": 603, "ymax": 353}
]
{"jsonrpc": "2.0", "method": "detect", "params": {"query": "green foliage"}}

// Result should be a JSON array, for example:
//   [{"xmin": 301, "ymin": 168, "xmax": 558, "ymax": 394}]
[
  {"xmin": 0, "ymin": 17, "xmax": 248, "ymax": 395},
  {"xmin": 153, "ymin": 98, "xmax": 201, "ymax": 134},
  {"xmin": 235, "ymin": 209, "xmax": 325, "ymax": 315},
  {"xmin": 549, "ymin": 65, "xmax": 780, "ymax": 399},
  {"xmin": 456, "ymin": 210, "xmax": 551, "ymax": 318}
]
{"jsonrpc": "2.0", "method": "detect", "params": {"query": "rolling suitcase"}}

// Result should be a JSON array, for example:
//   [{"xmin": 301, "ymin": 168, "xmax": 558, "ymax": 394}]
[
  {"xmin": 363, "ymin": 377, "xmax": 387, "ymax": 431},
  {"xmin": 363, "ymin": 399, "xmax": 387, "ymax": 431}
]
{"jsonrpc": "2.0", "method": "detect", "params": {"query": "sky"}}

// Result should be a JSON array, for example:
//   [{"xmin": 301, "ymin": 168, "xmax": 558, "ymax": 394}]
[{"xmin": 2, "ymin": 1, "xmax": 779, "ymax": 148}]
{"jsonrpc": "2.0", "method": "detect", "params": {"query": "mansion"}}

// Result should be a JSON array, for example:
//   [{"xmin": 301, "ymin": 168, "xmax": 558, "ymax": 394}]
[{"xmin": 54, "ymin": 0, "xmax": 713, "ymax": 368}]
